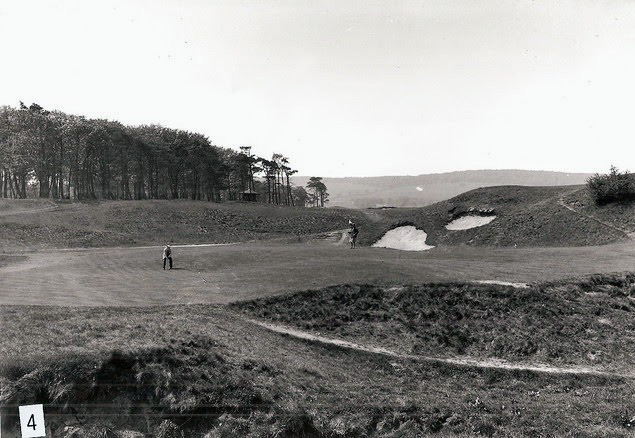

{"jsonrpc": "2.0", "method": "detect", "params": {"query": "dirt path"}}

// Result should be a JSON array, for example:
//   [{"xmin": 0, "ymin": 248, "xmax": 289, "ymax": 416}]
[
  {"xmin": 558, "ymin": 196, "xmax": 634, "ymax": 238},
  {"xmin": 472, "ymin": 280, "xmax": 529, "ymax": 288},
  {"xmin": 247, "ymin": 318, "xmax": 633, "ymax": 379}
]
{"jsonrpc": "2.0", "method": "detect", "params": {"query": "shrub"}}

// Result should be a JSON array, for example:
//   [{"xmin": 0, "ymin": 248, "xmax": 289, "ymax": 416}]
[{"xmin": 587, "ymin": 166, "xmax": 635, "ymax": 205}]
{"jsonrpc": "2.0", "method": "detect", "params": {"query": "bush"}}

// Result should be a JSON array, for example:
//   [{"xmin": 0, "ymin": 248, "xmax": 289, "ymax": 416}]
[{"xmin": 587, "ymin": 166, "xmax": 635, "ymax": 205}]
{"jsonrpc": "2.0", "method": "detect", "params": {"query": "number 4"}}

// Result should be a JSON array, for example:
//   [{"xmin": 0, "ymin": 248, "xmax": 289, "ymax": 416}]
[
  {"xmin": 18, "ymin": 404, "xmax": 45, "ymax": 437},
  {"xmin": 27, "ymin": 414, "xmax": 37, "ymax": 430}
]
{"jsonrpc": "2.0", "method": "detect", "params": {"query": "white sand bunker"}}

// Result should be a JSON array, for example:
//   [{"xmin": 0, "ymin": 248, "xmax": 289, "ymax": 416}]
[
  {"xmin": 372, "ymin": 226, "xmax": 434, "ymax": 251},
  {"xmin": 446, "ymin": 214, "xmax": 496, "ymax": 230},
  {"xmin": 474, "ymin": 280, "xmax": 529, "ymax": 288}
]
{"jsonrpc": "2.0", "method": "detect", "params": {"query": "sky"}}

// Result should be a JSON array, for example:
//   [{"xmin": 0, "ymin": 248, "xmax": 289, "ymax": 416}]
[{"xmin": 1, "ymin": 0, "xmax": 634, "ymax": 177}]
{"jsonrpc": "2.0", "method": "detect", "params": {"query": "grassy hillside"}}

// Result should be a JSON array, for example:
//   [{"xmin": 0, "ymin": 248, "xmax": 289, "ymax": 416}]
[
  {"xmin": 293, "ymin": 170, "xmax": 593, "ymax": 208},
  {"xmin": 361, "ymin": 185, "xmax": 627, "ymax": 247},
  {"xmin": 233, "ymin": 273, "xmax": 635, "ymax": 370},
  {"xmin": 2, "ymin": 183, "xmax": 633, "ymax": 251},
  {"xmin": 563, "ymin": 187, "xmax": 635, "ymax": 234},
  {"xmin": 0, "ymin": 199, "xmax": 371, "ymax": 250}
]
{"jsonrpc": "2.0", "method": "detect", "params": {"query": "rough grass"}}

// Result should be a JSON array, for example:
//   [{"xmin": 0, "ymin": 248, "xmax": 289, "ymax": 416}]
[
  {"xmin": 360, "ymin": 185, "xmax": 626, "ymax": 247},
  {"xmin": 1, "ymin": 305, "xmax": 634, "ymax": 437},
  {"xmin": 1, "ymin": 337, "xmax": 285, "ymax": 437},
  {"xmin": 0, "ymin": 199, "xmax": 374, "ymax": 250},
  {"xmin": 563, "ymin": 187, "xmax": 635, "ymax": 233},
  {"xmin": 233, "ymin": 273, "xmax": 635, "ymax": 369}
]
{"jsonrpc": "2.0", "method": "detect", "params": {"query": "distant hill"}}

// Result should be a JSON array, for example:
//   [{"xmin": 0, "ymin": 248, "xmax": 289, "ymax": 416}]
[{"xmin": 292, "ymin": 170, "xmax": 594, "ymax": 208}]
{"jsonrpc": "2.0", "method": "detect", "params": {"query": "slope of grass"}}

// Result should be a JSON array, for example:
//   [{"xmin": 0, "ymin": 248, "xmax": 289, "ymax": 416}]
[
  {"xmin": 0, "ymin": 199, "xmax": 372, "ymax": 250},
  {"xmin": 233, "ymin": 273, "xmax": 635, "ymax": 369},
  {"xmin": 361, "ymin": 185, "xmax": 625, "ymax": 247},
  {"xmin": 563, "ymin": 187, "xmax": 635, "ymax": 233},
  {"xmin": 1, "ymin": 305, "xmax": 634, "ymax": 437}
]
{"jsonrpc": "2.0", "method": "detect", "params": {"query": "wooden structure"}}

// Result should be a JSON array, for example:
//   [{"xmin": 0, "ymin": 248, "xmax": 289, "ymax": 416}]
[{"xmin": 239, "ymin": 189, "xmax": 259, "ymax": 202}]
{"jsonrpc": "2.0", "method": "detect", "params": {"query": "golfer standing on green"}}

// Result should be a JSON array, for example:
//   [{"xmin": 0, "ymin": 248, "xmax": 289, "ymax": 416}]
[{"xmin": 163, "ymin": 244, "xmax": 173, "ymax": 270}]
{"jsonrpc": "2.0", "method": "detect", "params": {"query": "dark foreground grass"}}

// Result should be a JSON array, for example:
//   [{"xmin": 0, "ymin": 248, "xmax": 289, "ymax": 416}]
[
  {"xmin": 1, "ymin": 305, "xmax": 634, "ymax": 437},
  {"xmin": 233, "ymin": 273, "xmax": 635, "ymax": 370},
  {"xmin": 1, "ymin": 338, "xmax": 287, "ymax": 437}
]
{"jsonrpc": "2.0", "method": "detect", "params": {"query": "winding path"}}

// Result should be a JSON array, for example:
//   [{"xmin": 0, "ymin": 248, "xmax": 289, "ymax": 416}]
[
  {"xmin": 247, "ymin": 318, "xmax": 632, "ymax": 379},
  {"xmin": 558, "ymin": 195, "xmax": 635, "ymax": 238}
]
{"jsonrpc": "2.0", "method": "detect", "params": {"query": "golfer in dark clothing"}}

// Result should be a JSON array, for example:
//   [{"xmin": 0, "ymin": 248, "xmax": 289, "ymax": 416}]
[
  {"xmin": 163, "ymin": 244, "xmax": 173, "ymax": 269},
  {"xmin": 349, "ymin": 221, "xmax": 359, "ymax": 249}
]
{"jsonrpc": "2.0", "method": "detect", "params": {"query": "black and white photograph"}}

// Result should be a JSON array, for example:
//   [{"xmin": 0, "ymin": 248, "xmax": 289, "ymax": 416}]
[{"xmin": 2, "ymin": 1, "xmax": 635, "ymax": 436}]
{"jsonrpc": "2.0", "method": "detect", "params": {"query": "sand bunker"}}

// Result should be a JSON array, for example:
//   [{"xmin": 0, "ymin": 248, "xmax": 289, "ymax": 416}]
[
  {"xmin": 446, "ymin": 214, "xmax": 496, "ymax": 230},
  {"xmin": 372, "ymin": 226, "xmax": 434, "ymax": 251},
  {"xmin": 473, "ymin": 280, "xmax": 529, "ymax": 288}
]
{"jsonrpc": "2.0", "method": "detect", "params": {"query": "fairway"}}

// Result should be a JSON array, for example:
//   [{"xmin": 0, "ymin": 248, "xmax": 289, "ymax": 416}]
[{"xmin": 3, "ymin": 237, "xmax": 635, "ymax": 306}]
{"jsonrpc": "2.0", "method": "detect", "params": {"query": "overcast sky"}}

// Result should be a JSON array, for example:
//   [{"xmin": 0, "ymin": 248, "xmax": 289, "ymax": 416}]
[{"xmin": 1, "ymin": 1, "xmax": 634, "ymax": 177}]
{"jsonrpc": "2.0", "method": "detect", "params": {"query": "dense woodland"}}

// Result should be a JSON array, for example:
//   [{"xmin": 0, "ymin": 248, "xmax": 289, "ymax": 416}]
[{"xmin": 0, "ymin": 103, "xmax": 329, "ymax": 206}]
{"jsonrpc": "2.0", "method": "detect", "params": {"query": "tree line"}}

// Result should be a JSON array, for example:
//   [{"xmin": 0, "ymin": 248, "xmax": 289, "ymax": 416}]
[{"xmin": 0, "ymin": 102, "xmax": 328, "ymax": 206}]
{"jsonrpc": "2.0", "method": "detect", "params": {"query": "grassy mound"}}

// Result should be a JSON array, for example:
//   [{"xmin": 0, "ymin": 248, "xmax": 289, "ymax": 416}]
[
  {"xmin": 362, "ymin": 185, "xmax": 626, "ymax": 247},
  {"xmin": 0, "ymin": 337, "xmax": 314, "ymax": 437},
  {"xmin": 0, "ymin": 199, "xmax": 371, "ymax": 249},
  {"xmin": 233, "ymin": 273, "xmax": 635, "ymax": 368}
]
